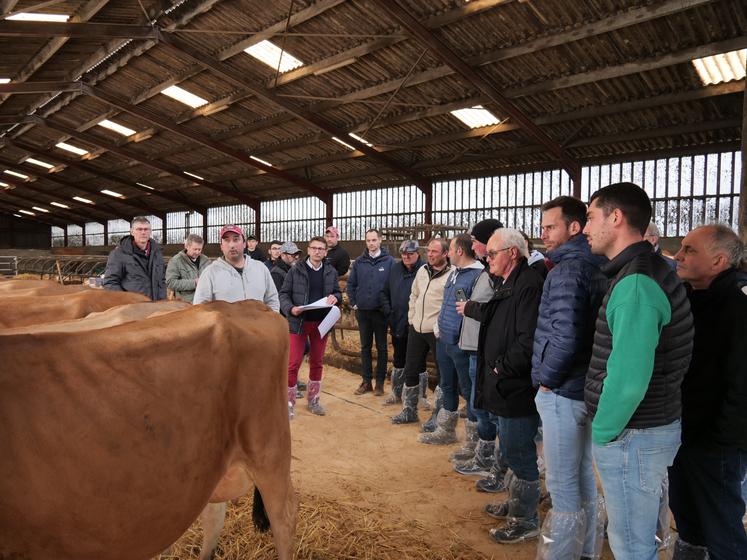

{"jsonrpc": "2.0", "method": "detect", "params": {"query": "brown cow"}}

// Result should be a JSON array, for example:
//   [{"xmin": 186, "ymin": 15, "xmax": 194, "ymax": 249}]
[
  {"xmin": 0, "ymin": 299, "xmax": 296, "ymax": 560},
  {"xmin": 0, "ymin": 289, "xmax": 148, "ymax": 328}
]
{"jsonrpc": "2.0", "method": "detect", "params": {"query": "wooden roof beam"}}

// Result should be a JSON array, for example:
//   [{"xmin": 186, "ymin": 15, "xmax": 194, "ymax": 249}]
[
  {"xmin": 82, "ymin": 84, "xmax": 331, "ymax": 203},
  {"xmin": 0, "ymin": 21, "xmax": 158, "ymax": 39},
  {"xmin": 38, "ymin": 117, "xmax": 262, "ymax": 211},
  {"xmin": 157, "ymin": 31, "xmax": 432, "ymax": 192},
  {"xmin": 0, "ymin": 188, "xmax": 88, "ymax": 226},
  {"xmin": 0, "ymin": 200, "xmax": 70, "ymax": 228}
]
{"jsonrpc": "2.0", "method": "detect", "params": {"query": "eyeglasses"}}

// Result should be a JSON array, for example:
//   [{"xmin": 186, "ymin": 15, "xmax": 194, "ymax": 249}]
[
  {"xmin": 308, "ymin": 246, "xmax": 327, "ymax": 251},
  {"xmin": 486, "ymin": 247, "xmax": 511, "ymax": 259}
]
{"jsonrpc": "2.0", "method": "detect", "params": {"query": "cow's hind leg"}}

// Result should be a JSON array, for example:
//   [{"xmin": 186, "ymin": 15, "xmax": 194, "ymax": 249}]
[
  {"xmin": 252, "ymin": 470, "xmax": 298, "ymax": 560},
  {"xmin": 198, "ymin": 502, "xmax": 226, "ymax": 560}
]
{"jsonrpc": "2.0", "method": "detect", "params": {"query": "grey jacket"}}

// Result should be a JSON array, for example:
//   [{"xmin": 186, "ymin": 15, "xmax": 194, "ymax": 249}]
[
  {"xmin": 103, "ymin": 235, "xmax": 166, "ymax": 301},
  {"xmin": 165, "ymin": 250, "xmax": 211, "ymax": 304},
  {"xmin": 193, "ymin": 257, "xmax": 279, "ymax": 311},
  {"xmin": 458, "ymin": 267, "xmax": 494, "ymax": 352}
]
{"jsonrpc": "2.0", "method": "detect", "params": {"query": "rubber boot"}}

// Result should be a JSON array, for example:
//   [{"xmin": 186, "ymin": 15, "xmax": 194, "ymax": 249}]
[
  {"xmin": 454, "ymin": 438, "xmax": 495, "ymax": 476},
  {"xmin": 418, "ymin": 408, "xmax": 459, "ymax": 445},
  {"xmin": 384, "ymin": 367, "xmax": 405, "ymax": 405},
  {"xmin": 535, "ymin": 509, "xmax": 586, "ymax": 560},
  {"xmin": 671, "ymin": 538, "xmax": 710, "ymax": 560},
  {"xmin": 421, "ymin": 385, "xmax": 443, "ymax": 433},
  {"xmin": 417, "ymin": 371, "xmax": 431, "ymax": 410},
  {"xmin": 287, "ymin": 386, "xmax": 297, "ymax": 420},
  {"xmin": 475, "ymin": 464, "xmax": 511, "ymax": 493},
  {"xmin": 483, "ymin": 471, "xmax": 518, "ymax": 519},
  {"xmin": 391, "ymin": 384, "xmax": 419, "ymax": 424},
  {"xmin": 307, "ymin": 380, "xmax": 326, "ymax": 416},
  {"xmin": 488, "ymin": 477, "xmax": 540, "ymax": 544},
  {"xmin": 450, "ymin": 419, "xmax": 479, "ymax": 461}
]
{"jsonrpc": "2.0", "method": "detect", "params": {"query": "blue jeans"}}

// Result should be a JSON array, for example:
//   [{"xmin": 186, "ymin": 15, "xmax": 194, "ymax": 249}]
[
  {"xmin": 356, "ymin": 309, "xmax": 388, "ymax": 384},
  {"xmin": 436, "ymin": 340, "xmax": 473, "ymax": 417},
  {"xmin": 490, "ymin": 413, "xmax": 540, "ymax": 482},
  {"xmin": 593, "ymin": 420, "xmax": 681, "ymax": 560},
  {"xmin": 468, "ymin": 354, "xmax": 496, "ymax": 441},
  {"xmin": 668, "ymin": 443, "xmax": 747, "ymax": 560},
  {"xmin": 535, "ymin": 390, "xmax": 597, "ymax": 557}
]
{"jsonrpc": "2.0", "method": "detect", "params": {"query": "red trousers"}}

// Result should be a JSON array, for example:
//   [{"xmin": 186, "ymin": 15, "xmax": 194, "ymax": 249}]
[{"xmin": 287, "ymin": 320, "xmax": 328, "ymax": 388}]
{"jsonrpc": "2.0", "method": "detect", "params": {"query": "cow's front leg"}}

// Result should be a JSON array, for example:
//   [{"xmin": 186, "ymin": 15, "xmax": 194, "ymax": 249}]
[{"xmin": 198, "ymin": 502, "xmax": 226, "ymax": 560}]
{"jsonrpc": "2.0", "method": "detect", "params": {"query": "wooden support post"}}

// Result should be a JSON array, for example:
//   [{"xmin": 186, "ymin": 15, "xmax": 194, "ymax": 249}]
[
  {"xmin": 63, "ymin": 226, "xmax": 68, "ymax": 247},
  {"xmin": 161, "ymin": 215, "xmax": 167, "ymax": 245},
  {"xmin": 571, "ymin": 164, "xmax": 582, "ymax": 199},
  {"xmin": 254, "ymin": 205, "xmax": 261, "ymax": 241},
  {"xmin": 201, "ymin": 211, "xmax": 208, "ymax": 243},
  {"xmin": 103, "ymin": 220, "xmax": 108, "ymax": 246},
  {"xmin": 81, "ymin": 223, "xmax": 86, "ymax": 247},
  {"xmin": 740, "ymin": 84, "xmax": 746, "ymax": 242},
  {"xmin": 419, "ymin": 181, "xmax": 433, "ymax": 240},
  {"xmin": 325, "ymin": 194, "xmax": 333, "ymax": 228}
]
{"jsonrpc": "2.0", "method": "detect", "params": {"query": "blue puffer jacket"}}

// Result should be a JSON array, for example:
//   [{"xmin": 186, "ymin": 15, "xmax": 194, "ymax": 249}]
[
  {"xmin": 531, "ymin": 234, "xmax": 608, "ymax": 400},
  {"xmin": 437, "ymin": 262, "xmax": 484, "ymax": 345},
  {"xmin": 380, "ymin": 257, "xmax": 424, "ymax": 337},
  {"xmin": 346, "ymin": 248, "xmax": 394, "ymax": 310}
]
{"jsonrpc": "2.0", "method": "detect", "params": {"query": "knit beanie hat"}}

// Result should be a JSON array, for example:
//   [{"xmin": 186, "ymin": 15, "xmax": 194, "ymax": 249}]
[{"xmin": 470, "ymin": 219, "xmax": 504, "ymax": 244}]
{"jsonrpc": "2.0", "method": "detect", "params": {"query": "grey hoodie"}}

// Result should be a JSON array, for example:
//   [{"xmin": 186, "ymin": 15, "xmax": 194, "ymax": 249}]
[{"xmin": 193, "ymin": 256, "xmax": 279, "ymax": 311}]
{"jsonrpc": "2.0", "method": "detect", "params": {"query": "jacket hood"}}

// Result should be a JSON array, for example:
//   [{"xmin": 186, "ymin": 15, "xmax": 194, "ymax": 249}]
[
  {"xmin": 118, "ymin": 234, "xmax": 159, "ymax": 255},
  {"xmin": 549, "ymin": 233, "xmax": 607, "ymax": 268}
]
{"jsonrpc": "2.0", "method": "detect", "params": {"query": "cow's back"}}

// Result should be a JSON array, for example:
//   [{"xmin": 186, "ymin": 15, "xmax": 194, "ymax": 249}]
[{"xmin": 0, "ymin": 300, "xmax": 290, "ymax": 560}]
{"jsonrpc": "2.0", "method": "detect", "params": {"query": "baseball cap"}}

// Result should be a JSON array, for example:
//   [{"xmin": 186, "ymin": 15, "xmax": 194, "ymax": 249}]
[
  {"xmin": 219, "ymin": 224, "xmax": 244, "ymax": 239},
  {"xmin": 246, "ymin": 232, "xmax": 257, "ymax": 241},
  {"xmin": 325, "ymin": 225, "xmax": 340, "ymax": 237},
  {"xmin": 399, "ymin": 239, "xmax": 420, "ymax": 254},
  {"xmin": 470, "ymin": 219, "xmax": 504, "ymax": 245},
  {"xmin": 280, "ymin": 241, "xmax": 301, "ymax": 255}
]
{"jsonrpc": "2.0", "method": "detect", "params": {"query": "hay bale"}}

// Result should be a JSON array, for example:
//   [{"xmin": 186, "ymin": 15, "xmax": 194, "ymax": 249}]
[{"xmin": 155, "ymin": 493, "xmax": 491, "ymax": 559}]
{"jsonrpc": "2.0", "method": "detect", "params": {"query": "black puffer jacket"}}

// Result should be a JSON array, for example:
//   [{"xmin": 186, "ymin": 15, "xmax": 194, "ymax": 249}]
[
  {"xmin": 466, "ymin": 258, "xmax": 543, "ymax": 417},
  {"xmin": 682, "ymin": 268, "xmax": 747, "ymax": 451},
  {"xmin": 586, "ymin": 241, "xmax": 693, "ymax": 428},
  {"xmin": 278, "ymin": 258, "xmax": 341, "ymax": 334},
  {"xmin": 380, "ymin": 257, "xmax": 424, "ymax": 337},
  {"xmin": 103, "ymin": 235, "xmax": 166, "ymax": 301}
]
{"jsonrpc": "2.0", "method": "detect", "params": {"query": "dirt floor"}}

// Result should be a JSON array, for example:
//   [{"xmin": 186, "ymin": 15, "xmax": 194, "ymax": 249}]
[{"xmin": 159, "ymin": 363, "xmax": 630, "ymax": 559}]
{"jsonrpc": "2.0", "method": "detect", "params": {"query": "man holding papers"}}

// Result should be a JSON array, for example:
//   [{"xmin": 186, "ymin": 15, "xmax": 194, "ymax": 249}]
[{"xmin": 279, "ymin": 236, "xmax": 342, "ymax": 418}]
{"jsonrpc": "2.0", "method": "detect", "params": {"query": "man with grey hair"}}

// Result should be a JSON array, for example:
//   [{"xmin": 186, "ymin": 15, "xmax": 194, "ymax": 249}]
[
  {"xmin": 166, "ymin": 234, "xmax": 211, "ymax": 303},
  {"xmin": 103, "ymin": 216, "xmax": 166, "ymax": 301},
  {"xmin": 459, "ymin": 227, "xmax": 544, "ymax": 544},
  {"xmin": 667, "ymin": 224, "xmax": 747, "ymax": 559},
  {"xmin": 645, "ymin": 221, "xmax": 676, "ymax": 270}
]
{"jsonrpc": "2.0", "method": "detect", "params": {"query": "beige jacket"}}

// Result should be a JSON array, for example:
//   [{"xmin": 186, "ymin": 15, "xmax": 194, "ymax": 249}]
[{"xmin": 408, "ymin": 263, "xmax": 453, "ymax": 334}]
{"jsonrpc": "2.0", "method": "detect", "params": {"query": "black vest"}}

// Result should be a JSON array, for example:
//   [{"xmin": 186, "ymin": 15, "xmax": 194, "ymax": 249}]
[{"xmin": 585, "ymin": 241, "xmax": 693, "ymax": 428}]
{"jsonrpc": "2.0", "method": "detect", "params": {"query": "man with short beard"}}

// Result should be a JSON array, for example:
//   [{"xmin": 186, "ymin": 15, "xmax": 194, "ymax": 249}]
[
  {"xmin": 166, "ymin": 233, "xmax": 210, "ymax": 304},
  {"xmin": 324, "ymin": 226, "xmax": 350, "ymax": 278},
  {"xmin": 193, "ymin": 225, "xmax": 279, "ymax": 311}
]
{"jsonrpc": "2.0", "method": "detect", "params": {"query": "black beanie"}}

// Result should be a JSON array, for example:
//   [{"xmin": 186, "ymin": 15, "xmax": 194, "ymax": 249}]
[{"xmin": 470, "ymin": 219, "xmax": 504, "ymax": 244}]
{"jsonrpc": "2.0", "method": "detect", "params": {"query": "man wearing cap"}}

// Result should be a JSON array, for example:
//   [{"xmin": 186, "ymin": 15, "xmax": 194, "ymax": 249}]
[
  {"xmin": 271, "ymin": 241, "xmax": 302, "ymax": 294},
  {"xmin": 165, "ymin": 233, "xmax": 211, "ymax": 304},
  {"xmin": 279, "ymin": 236, "xmax": 341, "ymax": 418},
  {"xmin": 244, "ymin": 233, "xmax": 267, "ymax": 262},
  {"xmin": 347, "ymin": 228, "xmax": 395, "ymax": 395},
  {"xmin": 380, "ymin": 240, "xmax": 424, "ymax": 405},
  {"xmin": 324, "ymin": 226, "xmax": 350, "ymax": 278},
  {"xmin": 194, "ymin": 225, "xmax": 279, "ymax": 311},
  {"xmin": 103, "ymin": 216, "xmax": 166, "ymax": 301}
]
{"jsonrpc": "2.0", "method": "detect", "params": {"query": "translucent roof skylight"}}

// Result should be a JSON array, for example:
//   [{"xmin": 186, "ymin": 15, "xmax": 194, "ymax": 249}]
[
  {"xmin": 4, "ymin": 170, "xmax": 28, "ymax": 179},
  {"xmin": 6, "ymin": 13, "xmax": 69, "ymax": 22},
  {"xmin": 101, "ymin": 189, "xmax": 124, "ymax": 198},
  {"xmin": 250, "ymin": 155, "xmax": 272, "ymax": 167},
  {"xmin": 244, "ymin": 40, "xmax": 304, "ymax": 73},
  {"xmin": 0, "ymin": 78, "xmax": 10, "ymax": 84},
  {"xmin": 332, "ymin": 137, "xmax": 355, "ymax": 150},
  {"xmin": 349, "ymin": 132, "xmax": 373, "ymax": 147},
  {"xmin": 183, "ymin": 171, "xmax": 204, "ymax": 180},
  {"xmin": 98, "ymin": 119, "xmax": 136, "ymax": 137},
  {"xmin": 32, "ymin": 206, "xmax": 49, "ymax": 213},
  {"xmin": 73, "ymin": 196, "xmax": 94, "ymax": 204},
  {"xmin": 18, "ymin": 209, "xmax": 35, "ymax": 215},
  {"xmin": 692, "ymin": 49, "xmax": 746, "ymax": 85},
  {"xmin": 25, "ymin": 157, "xmax": 54, "ymax": 169},
  {"xmin": 161, "ymin": 85, "xmax": 208, "ymax": 108},
  {"xmin": 50, "ymin": 201, "xmax": 70, "ymax": 209},
  {"xmin": 450, "ymin": 105, "xmax": 501, "ymax": 129},
  {"xmin": 56, "ymin": 142, "xmax": 88, "ymax": 156}
]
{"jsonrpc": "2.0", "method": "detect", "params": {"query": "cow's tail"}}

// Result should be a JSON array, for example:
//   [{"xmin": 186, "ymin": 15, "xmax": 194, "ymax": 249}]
[{"xmin": 252, "ymin": 486, "xmax": 271, "ymax": 533}]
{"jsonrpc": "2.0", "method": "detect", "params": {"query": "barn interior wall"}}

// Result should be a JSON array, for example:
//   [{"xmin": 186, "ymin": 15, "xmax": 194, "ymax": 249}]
[{"xmin": 0, "ymin": 215, "xmax": 51, "ymax": 250}]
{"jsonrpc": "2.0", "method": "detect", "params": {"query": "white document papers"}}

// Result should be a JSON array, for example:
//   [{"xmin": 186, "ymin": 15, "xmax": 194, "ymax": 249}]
[
  {"xmin": 297, "ymin": 297, "xmax": 333, "ymax": 311},
  {"xmin": 317, "ymin": 305, "xmax": 341, "ymax": 337}
]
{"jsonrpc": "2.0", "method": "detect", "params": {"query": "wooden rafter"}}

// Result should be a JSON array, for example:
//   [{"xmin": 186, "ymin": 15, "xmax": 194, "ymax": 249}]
[
  {"xmin": 1, "ymin": 177, "xmax": 112, "ymax": 222},
  {"xmin": 0, "ymin": 21, "xmax": 157, "ymax": 39}
]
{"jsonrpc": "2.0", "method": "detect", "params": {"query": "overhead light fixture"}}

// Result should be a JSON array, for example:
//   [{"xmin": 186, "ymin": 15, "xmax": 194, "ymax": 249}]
[
  {"xmin": 250, "ymin": 155, "xmax": 272, "ymax": 167},
  {"xmin": 161, "ymin": 85, "xmax": 208, "ymax": 108},
  {"xmin": 98, "ymin": 119, "xmax": 136, "ymax": 137},
  {"xmin": 50, "ymin": 201, "xmax": 70, "ymax": 209},
  {"xmin": 450, "ymin": 105, "xmax": 501, "ymax": 129},
  {"xmin": 348, "ymin": 132, "xmax": 373, "ymax": 147},
  {"xmin": 18, "ymin": 209, "xmax": 35, "ymax": 216},
  {"xmin": 183, "ymin": 171, "xmax": 204, "ymax": 180},
  {"xmin": 4, "ymin": 170, "xmax": 28, "ymax": 179},
  {"xmin": 12, "ymin": 213, "xmax": 22, "ymax": 218},
  {"xmin": 73, "ymin": 196, "xmax": 94, "ymax": 204},
  {"xmin": 101, "ymin": 189, "xmax": 124, "ymax": 198},
  {"xmin": 0, "ymin": 181, "xmax": 8, "ymax": 187},
  {"xmin": 6, "ymin": 13, "xmax": 70, "ymax": 22},
  {"xmin": 136, "ymin": 182, "xmax": 155, "ymax": 190},
  {"xmin": 56, "ymin": 142, "xmax": 88, "ymax": 156},
  {"xmin": 25, "ymin": 157, "xmax": 54, "ymax": 169},
  {"xmin": 0, "ymin": 78, "xmax": 10, "ymax": 84},
  {"xmin": 32, "ymin": 206, "xmax": 50, "ymax": 213},
  {"xmin": 332, "ymin": 136, "xmax": 355, "ymax": 150},
  {"xmin": 244, "ymin": 40, "xmax": 304, "ymax": 73},
  {"xmin": 692, "ymin": 49, "xmax": 746, "ymax": 85},
  {"xmin": 313, "ymin": 58, "xmax": 357, "ymax": 76}
]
